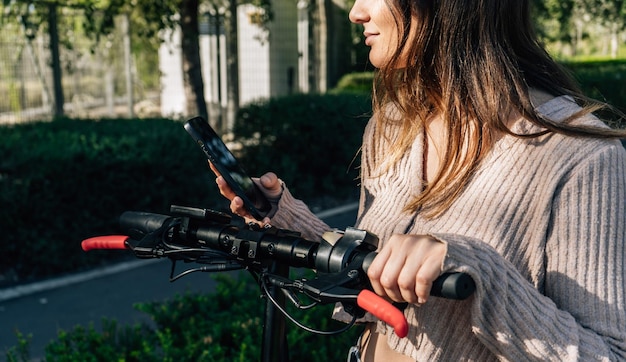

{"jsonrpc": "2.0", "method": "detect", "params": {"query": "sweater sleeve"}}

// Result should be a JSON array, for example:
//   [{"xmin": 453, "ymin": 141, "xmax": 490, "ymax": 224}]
[
  {"xmin": 434, "ymin": 143, "xmax": 626, "ymax": 361},
  {"xmin": 267, "ymin": 185, "xmax": 331, "ymax": 242}
]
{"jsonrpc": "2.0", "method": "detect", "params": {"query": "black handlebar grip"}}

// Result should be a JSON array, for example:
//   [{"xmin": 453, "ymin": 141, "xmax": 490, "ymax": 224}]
[
  {"xmin": 119, "ymin": 211, "xmax": 171, "ymax": 240},
  {"xmin": 430, "ymin": 272, "xmax": 476, "ymax": 300},
  {"xmin": 362, "ymin": 252, "xmax": 475, "ymax": 300}
]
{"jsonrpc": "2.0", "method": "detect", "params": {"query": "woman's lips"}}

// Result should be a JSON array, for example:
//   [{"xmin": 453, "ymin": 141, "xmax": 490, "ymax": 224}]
[{"xmin": 364, "ymin": 32, "xmax": 378, "ymax": 46}]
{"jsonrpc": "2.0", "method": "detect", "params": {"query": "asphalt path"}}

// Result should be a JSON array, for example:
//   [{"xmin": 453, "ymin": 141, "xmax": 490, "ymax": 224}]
[{"xmin": 0, "ymin": 204, "xmax": 358, "ymax": 361}]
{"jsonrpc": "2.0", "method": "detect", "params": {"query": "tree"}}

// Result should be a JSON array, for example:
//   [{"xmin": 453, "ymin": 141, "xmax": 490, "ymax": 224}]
[
  {"xmin": 532, "ymin": 0, "xmax": 579, "ymax": 51},
  {"xmin": 89, "ymin": 0, "xmax": 209, "ymax": 121},
  {"xmin": 180, "ymin": 0, "xmax": 209, "ymax": 121},
  {"xmin": 2, "ymin": 0, "xmax": 210, "ymax": 120},
  {"xmin": 533, "ymin": 0, "xmax": 626, "ymax": 58},
  {"xmin": 583, "ymin": 0, "xmax": 626, "ymax": 58},
  {"xmin": 1, "ymin": 0, "xmax": 76, "ymax": 118},
  {"xmin": 93, "ymin": 0, "xmax": 269, "ymax": 126}
]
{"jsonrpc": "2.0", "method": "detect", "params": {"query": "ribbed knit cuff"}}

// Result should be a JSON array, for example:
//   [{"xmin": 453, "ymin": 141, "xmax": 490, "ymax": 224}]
[{"xmin": 269, "ymin": 186, "xmax": 330, "ymax": 242}]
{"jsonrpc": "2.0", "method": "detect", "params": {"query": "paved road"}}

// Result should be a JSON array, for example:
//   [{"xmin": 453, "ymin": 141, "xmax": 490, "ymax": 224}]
[{"xmin": 0, "ymin": 204, "xmax": 358, "ymax": 361}]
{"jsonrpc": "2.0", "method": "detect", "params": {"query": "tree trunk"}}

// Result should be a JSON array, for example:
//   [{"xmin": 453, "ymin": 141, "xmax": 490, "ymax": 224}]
[
  {"xmin": 326, "ymin": 0, "xmax": 350, "ymax": 88},
  {"xmin": 610, "ymin": 22, "xmax": 619, "ymax": 59},
  {"xmin": 224, "ymin": 0, "xmax": 240, "ymax": 132},
  {"xmin": 48, "ymin": 3, "xmax": 64, "ymax": 118},
  {"xmin": 121, "ymin": 13, "xmax": 135, "ymax": 118},
  {"xmin": 314, "ymin": 0, "xmax": 327, "ymax": 92},
  {"xmin": 180, "ymin": 0, "xmax": 209, "ymax": 121}
]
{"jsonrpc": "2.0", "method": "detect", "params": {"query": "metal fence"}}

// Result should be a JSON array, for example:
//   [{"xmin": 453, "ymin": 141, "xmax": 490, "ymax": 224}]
[{"xmin": 0, "ymin": 11, "xmax": 160, "ymax": 124}]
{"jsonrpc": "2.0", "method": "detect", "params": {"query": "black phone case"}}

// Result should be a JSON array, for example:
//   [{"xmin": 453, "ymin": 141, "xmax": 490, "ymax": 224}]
[{"xmin": 184, "ymin": 117, "xmax": 271, "ymax": 220}]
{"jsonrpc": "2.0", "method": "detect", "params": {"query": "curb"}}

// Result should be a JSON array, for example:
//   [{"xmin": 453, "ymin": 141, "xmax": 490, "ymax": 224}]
[
  {"xmin": 0, "ymin": 259, "xmax": 159, "ymax": 303},
  {"xmin": 314, "ymin": 201, "xmax": 359, "ymax": 219},
  {"xmin": 0, "ymin": 202, "xmax": 358, "ymax": 303}
]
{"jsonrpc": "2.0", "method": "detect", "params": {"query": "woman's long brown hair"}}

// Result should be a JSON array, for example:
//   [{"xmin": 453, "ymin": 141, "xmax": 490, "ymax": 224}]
[{"xmin": 371, "ymin": 0, "xmax": 625, "ymax": 217}]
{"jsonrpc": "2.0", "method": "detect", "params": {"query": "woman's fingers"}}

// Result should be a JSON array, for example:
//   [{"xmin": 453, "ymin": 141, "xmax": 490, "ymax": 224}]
[
  {"xmin": 208, "ymin": 161, "xmax": 221, "ymax": 177},
  {"xmin": 256, "ymin": 172, "xmax": 283, "ymax": 199},
  {"xmin": 367, "ymin": 234, "xmax": 447, "ymax": 304},
  {"xmin": 367, "ymin": 243, "xmax": 392, "ymax": 299},
  {"xmin": 397, "ymin": 261, "xmax": 423, "ymax": 304},
  {"xmin": 210, "ymin": 161, "xmax": 282, "ymax": 224},
  {"xmin": 375, "ymin": 245, "xmax": 408, "ymax": 302},
  {"xmin": 413, "ymin": 253, "xmax": 446, "ymax": 304},
  {"xmin": 210, "ymin": 161, "xmax": 236, "ymax": 200}
]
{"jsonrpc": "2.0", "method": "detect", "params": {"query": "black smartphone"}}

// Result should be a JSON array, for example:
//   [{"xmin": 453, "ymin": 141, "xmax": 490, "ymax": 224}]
[{"xmin": 184, "ymin": 117, "xmax": 272, "ymax": 220}]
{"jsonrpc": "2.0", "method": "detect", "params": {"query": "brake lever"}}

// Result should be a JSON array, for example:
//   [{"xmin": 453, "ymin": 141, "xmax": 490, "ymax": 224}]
[
  {"xmin": 266, "ymin": 267, "xmax": 409, "ymax": 338},
  {"xmin": 302, "ymin": 283, "xmax": 408, "ymax": 338},
  {"xmin": 357, "ymin": 290, "xmax": 408, "ymax": 338}
]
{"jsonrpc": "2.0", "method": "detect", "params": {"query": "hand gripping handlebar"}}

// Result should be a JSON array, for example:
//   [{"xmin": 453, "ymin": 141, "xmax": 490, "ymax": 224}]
[{"xmin": 82, "ymin": 205, "xmax": 476, "ymax": 338}]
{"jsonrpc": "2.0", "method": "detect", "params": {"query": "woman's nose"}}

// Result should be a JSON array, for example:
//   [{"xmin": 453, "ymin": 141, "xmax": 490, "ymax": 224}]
[{"xmin": 349, "ymin": 0, "xmax": 369, "ymax": 24}]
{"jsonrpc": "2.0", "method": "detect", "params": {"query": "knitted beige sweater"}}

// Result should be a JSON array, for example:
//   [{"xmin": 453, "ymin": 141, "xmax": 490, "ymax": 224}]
[{"xmin": 270, "ymin": 96, "xmax": 626, "ymax": 361}]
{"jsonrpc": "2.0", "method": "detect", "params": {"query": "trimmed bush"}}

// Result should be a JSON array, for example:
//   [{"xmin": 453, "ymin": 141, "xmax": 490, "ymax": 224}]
[
  {"xmin": 43, "ymin": 320, "xmax": 156, "ymax": 362},
  {"xmin": 563, "ymin": 59, "xmax": 626, "ymax": 109},
  {"xmin": 563, "ymin": 60, "xmax": 626, "ymax": 128},
  {"xmin": 33, "ymin": 274, "xmax": 362, "ymax": 362},
  {"xmin": 0, "ymin": 117, "xmax": 224, "ymax": 286},
  {"xmin": 332, "ymin": 72, "xmax": 375, "ymax": 94}
]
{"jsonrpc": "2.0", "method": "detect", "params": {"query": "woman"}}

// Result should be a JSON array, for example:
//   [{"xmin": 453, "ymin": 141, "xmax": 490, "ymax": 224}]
[{"xmin": 214, "ymin": 0, "xmax": 626, "ymax": 360}]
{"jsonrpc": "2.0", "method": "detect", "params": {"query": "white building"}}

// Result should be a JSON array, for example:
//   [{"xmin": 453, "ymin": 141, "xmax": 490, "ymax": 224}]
[{"xmin": 159, "ymin": 0, "xmax": 310, "ymax": 128}]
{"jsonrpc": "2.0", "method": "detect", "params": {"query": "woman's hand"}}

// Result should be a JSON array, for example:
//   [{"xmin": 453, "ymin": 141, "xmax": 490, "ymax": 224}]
[
  {"xmin": 209, "ymin": 162, "xmax": 283, "ymax": 225},
  {"xmin": 367, "ymin": 234, "xmax": 447, "ymax": 304}
]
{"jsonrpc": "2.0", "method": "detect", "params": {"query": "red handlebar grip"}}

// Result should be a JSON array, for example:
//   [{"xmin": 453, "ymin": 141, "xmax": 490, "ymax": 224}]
[
  {"xmin": 357, "ymin": 290, "xmax": 408, "ymax": 338},
  {"xmin": 81, "ymin": 235, "xmax": 129, "ymax": 251}
]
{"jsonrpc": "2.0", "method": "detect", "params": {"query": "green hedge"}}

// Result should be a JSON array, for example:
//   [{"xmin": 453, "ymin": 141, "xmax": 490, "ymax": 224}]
[
  {"xmin": 6, "ymin": 274, "xmax": 362, "ymax": 362},
  {"xmin": 0, "ymin": 117, "xmax": 225, "ymax": 286},
  {"xmin": 562, "ymin": 60, "xmax": 626, "ymax": 126},
  {"xmin": 331, "ymin": 72, "xmax": 375, "ymax": 94}
]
